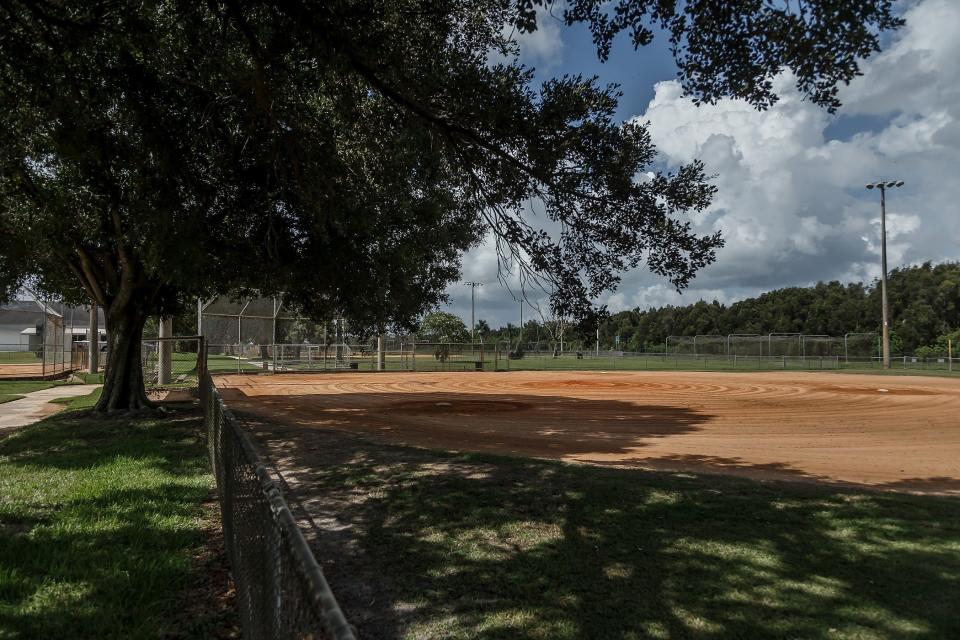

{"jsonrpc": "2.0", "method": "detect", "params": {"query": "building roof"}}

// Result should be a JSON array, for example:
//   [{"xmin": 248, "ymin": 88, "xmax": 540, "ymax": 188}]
[{"xmin": 0, "ymin": 300, "xmax": 104, "ymax": 326}]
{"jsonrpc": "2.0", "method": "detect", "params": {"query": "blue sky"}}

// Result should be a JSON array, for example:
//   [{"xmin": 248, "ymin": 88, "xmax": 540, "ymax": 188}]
[{"xmin": 444, "ymin": 0, "xmax": 960, "ymax": 329}]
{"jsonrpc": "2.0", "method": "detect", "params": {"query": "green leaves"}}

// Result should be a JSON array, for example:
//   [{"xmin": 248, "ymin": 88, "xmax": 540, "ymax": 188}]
[
  {"xmin": 539, "ymin": 0, "xmax": 903, "ymax": 112},
  {"xmin": 0, "ymin": 0, "xmax": 901, "ymax": 333},
  {"xmin": 419, "ymin": 311, "xmax": 471, "ymax": 343}
]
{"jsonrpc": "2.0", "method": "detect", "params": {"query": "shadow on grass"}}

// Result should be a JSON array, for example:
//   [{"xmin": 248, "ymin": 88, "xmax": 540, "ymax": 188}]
[
  {"xmin": 247, "ymin": 421, "xmax": 960, "ymax": 640},
  {"xmin": 0, "ymin": 409, "xmax": 207, "ymax": 477},
  {"xmin": 0, "ymin": 407, "xmax": 214, "ymax": 639}
]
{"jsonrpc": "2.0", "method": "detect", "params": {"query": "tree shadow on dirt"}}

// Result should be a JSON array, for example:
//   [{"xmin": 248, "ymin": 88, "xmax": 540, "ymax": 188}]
[
  {"xmin": 219, "ymin": 389, "xmax": 716, "ymax": 460},
  {"xmin": 243, "ymin": 420, "xmax": 960, "ymax": 640}
]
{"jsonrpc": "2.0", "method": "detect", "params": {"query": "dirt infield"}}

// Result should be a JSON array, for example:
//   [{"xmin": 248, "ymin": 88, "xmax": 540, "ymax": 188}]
[
  {"xmin": 0, "ymin": 364, "xmax": 74, "ymax": 379},
  {"xmin": 215, "ymin": 370, "xmax": 960, "ymax": 494}
]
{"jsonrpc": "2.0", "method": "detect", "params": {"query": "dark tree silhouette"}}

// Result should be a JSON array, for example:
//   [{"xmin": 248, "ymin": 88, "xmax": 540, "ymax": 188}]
[{"xmin": 0, "ymin": 0, "xmax": 901, "ymax": 410}]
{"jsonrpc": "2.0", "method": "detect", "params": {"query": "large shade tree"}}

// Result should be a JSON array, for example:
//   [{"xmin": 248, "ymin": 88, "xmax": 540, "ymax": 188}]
[{"xmin": 0, "ymin": 0, "xmax": 901, "ymax": 412}]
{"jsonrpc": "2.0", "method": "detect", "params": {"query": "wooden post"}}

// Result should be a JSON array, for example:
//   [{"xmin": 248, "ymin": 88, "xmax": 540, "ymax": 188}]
[
  {"xmin": 158, "ymin": 316, "xmax": 173, "ymax": 384},
  {"xmin": 949, "ymin": 338, "xmax": 953, "ymax": 373},
  {"xmin": 88, "ymin": 303, "xmax": 99, "ymax": 374},
  {"xmin": 377, "ymin": 334, "xmax": 385, "ymax": 371}
]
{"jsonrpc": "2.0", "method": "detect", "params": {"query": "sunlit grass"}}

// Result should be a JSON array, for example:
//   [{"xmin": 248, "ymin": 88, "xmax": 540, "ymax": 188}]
[{"xmin": 0, "ymin": 380, "xmax": 84, "ymax": 405}]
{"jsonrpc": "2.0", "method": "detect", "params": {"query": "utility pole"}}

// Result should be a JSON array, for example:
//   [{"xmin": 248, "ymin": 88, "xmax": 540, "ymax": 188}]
[
  {"xmin": 866, "ymin": 180, "xmax": 904, "ymax": 369},
  {"xmin": 465, "ymin": 282, "xmax": 483, "ymax": 343},
  {"xmin": 518, "ymin": 299, "xmax": 523, "ymax": 349}
]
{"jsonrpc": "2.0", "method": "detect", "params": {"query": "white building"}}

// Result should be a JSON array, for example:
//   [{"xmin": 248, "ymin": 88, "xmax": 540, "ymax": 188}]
[{"xmin": 0, "ymin": 301, "xmax": 105, "ymax": 352}]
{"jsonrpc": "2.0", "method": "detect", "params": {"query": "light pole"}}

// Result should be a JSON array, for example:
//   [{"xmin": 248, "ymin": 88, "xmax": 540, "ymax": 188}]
[
  {"xmin": 465, "ymin": 282, "xmax": 483, "ymax": 343},
  {"xmin": 518, "ymin": 298, "xmax": 523, "ymax": 349},
  {"xmin": 865, "ymin": 180, "xmax": 904, "ymax": 369}
]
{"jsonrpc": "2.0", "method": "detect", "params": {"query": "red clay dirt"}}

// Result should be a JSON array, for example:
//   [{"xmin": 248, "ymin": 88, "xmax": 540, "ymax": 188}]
[
  {"xmin": 215, "ymin": 370, "xmax": 960, "ymax": 495},
  {"xmin": 0, "ymin": 364, "xmax": 76, "ymax": 379}
]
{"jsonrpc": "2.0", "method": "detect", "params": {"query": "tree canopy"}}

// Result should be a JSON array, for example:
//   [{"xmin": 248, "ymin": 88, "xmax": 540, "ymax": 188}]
[
  {"xmin": 418, "ymin": 312, "xmax": 471, "ymax": 344},
  {"xmin": 0, "ymin": 0, "xmax": 901, "ymax": 410}
]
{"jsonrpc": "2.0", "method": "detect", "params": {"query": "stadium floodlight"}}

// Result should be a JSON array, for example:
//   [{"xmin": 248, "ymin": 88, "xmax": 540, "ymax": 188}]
[{"xmin": 864, "ymin": 179, "xmax": 905, "ymax": 369}]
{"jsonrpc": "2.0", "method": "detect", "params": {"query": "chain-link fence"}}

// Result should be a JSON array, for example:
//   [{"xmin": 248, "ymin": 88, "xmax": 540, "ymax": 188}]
[
  {"xmin": 494, "ymin": 348, "xmax": 959, "ymax": 373},
  {"xmin": 201, "ymin": 373, "xmax": 356, "ymax": 640},
  {"xmin": 657, "ymin": 332, "xmax": 880, "ymax": 360},
  {"xmin": 0, "ymin": 299, "xmax": 100, "ymax": 378},
  {"xmin": 141, "ymin": 337, "xmax": 204, "ymax": 392}
]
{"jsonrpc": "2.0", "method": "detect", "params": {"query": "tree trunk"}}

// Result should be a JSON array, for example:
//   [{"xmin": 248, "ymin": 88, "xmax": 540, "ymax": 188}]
[{"xmin": 95, "ymin": 306, "xmax": 153, "ymax": 413}]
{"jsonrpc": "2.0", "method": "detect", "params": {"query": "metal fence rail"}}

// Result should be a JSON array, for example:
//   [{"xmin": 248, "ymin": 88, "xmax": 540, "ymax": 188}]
[
  {"xmin": 494, "ymin": 351, "xmax": 959, "ymax": 373},
  {"xmin": 203, "ymin": 341, "xmax": 959, "ymax": 375},
  {"xmin": 201, "ymin": 373, "xmax": 356, "ymax": 640}
]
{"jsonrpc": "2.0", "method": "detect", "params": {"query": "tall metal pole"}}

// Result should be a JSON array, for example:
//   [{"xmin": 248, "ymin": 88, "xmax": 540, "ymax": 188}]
[
  {"xmin": 866, "ymin": 180, "xmax": 902, "ymax": 368},
  {"xmin": 518, "ymin": 299, "xmax": 523, "ymax": 348},
  {"xmin": 465, "ymin": 282, "xmax": 483, "ymax": 343},
  {"xmin": 879, "ymin": 184, "xmax": 891, "ymax": 369},
  {"xmin": 867, "ymin": 180, "xmax": 903, "ymax": 369}
]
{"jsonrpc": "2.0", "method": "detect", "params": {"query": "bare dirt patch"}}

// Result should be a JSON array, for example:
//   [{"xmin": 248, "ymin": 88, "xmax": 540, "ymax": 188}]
[
  {"xmin": 812, "ymin": 385, "xmax": 940, "ymax": 396},
  {"xmin": 216, "ymin": 370, "xmax": 960, "ymax": 494}
]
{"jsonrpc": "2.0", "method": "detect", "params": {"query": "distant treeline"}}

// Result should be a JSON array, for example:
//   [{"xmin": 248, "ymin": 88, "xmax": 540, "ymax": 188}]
[{"xmin": 481, "ymin": 262, "xmax": 960, "ymax": 356}]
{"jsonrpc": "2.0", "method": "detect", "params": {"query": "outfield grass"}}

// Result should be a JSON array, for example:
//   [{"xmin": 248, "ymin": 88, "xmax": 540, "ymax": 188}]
[
  {"xmin": 498, "ymin": 354, "xmax": 960, "ymax": 377},
  {"xmin": 278, "ymin": 430, "xmax": 960, "ymax": 640},
  {"xmin": 0, "ymin": 352, "xmax": 40, "ymax": 365},
  {"xmin": 198, "ymin": 354, "xmax": 260, "ymax": 374},
  {"xmin": 251, "ymin": 352, "xmax": 960, "ymax": 377},
  {"xmin": 0, "ymin": 390, "xmax": 221, "ymax": 639}
]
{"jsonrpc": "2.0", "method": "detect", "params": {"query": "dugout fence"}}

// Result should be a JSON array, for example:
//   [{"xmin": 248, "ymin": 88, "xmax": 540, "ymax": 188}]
[
  {"xmin": 140, "ymin": 336, "xmax": 204, "ymax": 392},
  {"xmin": 201, "ymin": 373, "xmax": 355, "ymax": 640},
  {"xmin": 0, "ymin": 298, "xmax": 94, "ymax": 379}
]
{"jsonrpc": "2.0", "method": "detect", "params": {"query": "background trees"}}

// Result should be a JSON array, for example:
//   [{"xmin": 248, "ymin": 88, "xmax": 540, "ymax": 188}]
[
  {"xmin": 484, "ymin": 262, "xmax": 960, "ymax": 354},
  {"xmin": 418, "ymin": 312, "xmax": 470, "ymax": 344}
]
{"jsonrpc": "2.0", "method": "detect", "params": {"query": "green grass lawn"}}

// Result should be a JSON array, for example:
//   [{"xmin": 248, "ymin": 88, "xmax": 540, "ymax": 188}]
[
  {"xmin": 0, "ymin": 390, "xmax": 223, "ymax": 639},
  {"xmin": 276, "ymin": 429, "xmax": 960, "ymax": 640},
  {"xmin": 0, "ymin": 352, "xmax": 40, "ymax": 365},
  {"xmin": 0, "ymin": 380, "xmax": 73, "ymax": 405},
  {"xmin": 202, "ymin": 353, "xmax": 260, "ymax": 373}
]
